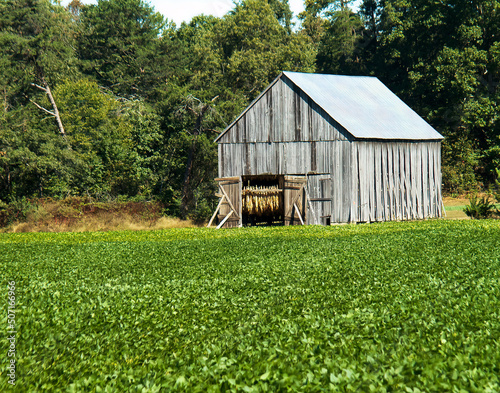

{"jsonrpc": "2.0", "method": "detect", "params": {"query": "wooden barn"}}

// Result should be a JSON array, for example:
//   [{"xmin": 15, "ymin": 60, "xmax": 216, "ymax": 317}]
[{"xmin": 209, "ymin": 71, "xmax": 444, "ymax": 228}]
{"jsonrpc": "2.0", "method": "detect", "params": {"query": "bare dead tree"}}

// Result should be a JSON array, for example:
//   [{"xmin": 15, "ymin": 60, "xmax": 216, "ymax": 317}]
[{"xmin": 30, "ymin": 77, "xmax": 66, "ymax": 137}]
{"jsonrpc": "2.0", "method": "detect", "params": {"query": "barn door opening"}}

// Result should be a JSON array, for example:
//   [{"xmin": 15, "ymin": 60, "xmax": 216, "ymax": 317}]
[
  {"xmin": 306, "ymin": 174, "xmax": 332, "ymax": 225},
  {"xmin": 208, "ymin": 177, "xmax": 242, "ymax": 229},
  {"xmin": 284, "ymin": 176, "xmax": 307, "ymax": 225},
  {"xmin": 209, "ymin": 175, "xmax": 308, "ymax": 228},
  {"xmin": 242, "ymin": 175, "xmax": 284, "ymax": 226}
]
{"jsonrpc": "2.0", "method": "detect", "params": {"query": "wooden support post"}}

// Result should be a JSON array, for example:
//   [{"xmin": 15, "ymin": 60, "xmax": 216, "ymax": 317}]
[
  {"xmin": 207, "ymin": 195, "xmax": 225, "ymax": 228},
  {"xmin": 216, "ymin": 210, "xmax": 233, "ymax": 229}
]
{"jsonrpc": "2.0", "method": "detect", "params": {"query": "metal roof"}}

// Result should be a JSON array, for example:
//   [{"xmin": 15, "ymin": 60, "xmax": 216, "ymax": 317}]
[{"xmin": 282, "ymin": 71, "xmax": 443, "ymax": 140}]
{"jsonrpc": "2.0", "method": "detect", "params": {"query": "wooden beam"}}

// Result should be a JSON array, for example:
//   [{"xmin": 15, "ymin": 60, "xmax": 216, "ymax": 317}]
[
  {"xmin": 216, "ymin": 210, "xmax": 233, "ymax": 229},
  {"xmin": 293, "ymin": 203, "xmax": 305, "ymax": 225},
  {"xmin": 215, "ymin": 177, "xmax": 240, "ymax": 182},
  {"xmin": 305, "ymin": 187, "xmax": 318, "ymax": 225}
]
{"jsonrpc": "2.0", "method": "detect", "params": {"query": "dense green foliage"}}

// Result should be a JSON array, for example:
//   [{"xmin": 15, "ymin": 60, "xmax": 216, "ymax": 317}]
[
  {"xmin": 1, "ymin": 0, "xmax": 499, "ymax": 220},
  {"xmin": 0, "ymin": 0, "xmax": 316, "ymax": 220},
  {"xmin": 2, "ymin": 220, "xmax": 500, "ymax": 391}
]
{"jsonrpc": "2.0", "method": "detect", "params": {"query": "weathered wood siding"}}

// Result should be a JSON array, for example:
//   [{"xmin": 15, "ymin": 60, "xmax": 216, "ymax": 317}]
[
  {"xmin": 306, "ymin": 174, "xmax": 332, "ymax": 225},
  {"xmin": 219, "ymin": 139, "xmax": 355, "ymax": 223},
  {"xmin": 351, "ymin": 141, "xmax": 442, "ymax": 222},
  {"xmin": 219, "ymin": 140, "xmax": 352, "ymax": 177},
  {"xmin": 284, "ymin": 176, "xmax": 307, "ymax": 225},
  {"xmin": 218, "ymin": 140, "xmax": 442, "ymax": 223},
  {"xmin": 217, "ymin": 76, "xmax": 351, "ymax": 144}
]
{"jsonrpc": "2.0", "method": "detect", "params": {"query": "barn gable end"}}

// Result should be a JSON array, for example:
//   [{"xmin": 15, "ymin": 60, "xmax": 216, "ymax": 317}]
[{"xmin": 216, "ymin": 74, "xmax": 352, "ymax": 144}]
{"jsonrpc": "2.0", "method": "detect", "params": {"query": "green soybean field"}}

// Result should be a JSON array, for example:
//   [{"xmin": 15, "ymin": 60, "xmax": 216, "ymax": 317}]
[{"xmin": 2, "ymin": 220, "xmax": 500, "ymax": 392}]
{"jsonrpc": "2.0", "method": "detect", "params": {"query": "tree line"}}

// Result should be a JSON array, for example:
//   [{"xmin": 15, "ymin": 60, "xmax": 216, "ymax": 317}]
[{"xmin": 0, "ymin": 0, "xmax": 498, "ymax": 220}]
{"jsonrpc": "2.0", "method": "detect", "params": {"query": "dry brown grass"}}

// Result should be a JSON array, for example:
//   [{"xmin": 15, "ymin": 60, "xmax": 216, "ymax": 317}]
[
  {"xmin": 6, "ymin": 215, "xmax": 195, "ymax": 233},
  {"xmin": 442, "ymin": 195, "xmax": 469, "ymax": 220},
  {"xmin": 442, "ymin": 196, "xmax": 470, "ymax": 207},
  {"xmin": 442, "ymin": 209, "xmax": 469, "ymax": 220},
  {"xmin": 0, "ymin": 198, "xmax": 196, "ymax": 233}
]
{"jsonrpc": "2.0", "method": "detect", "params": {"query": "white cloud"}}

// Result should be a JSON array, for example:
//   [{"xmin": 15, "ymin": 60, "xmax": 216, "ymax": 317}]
[
  {"xmin": 60, "ymin": 0, "xmax": 306, "ymax": 27},
  {"xmin": 152, "ymin": 0, "xmax": 233, "ymax": 25}
]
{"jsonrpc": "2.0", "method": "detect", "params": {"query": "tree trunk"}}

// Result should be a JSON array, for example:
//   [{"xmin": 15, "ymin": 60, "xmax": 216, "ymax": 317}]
[
  {"xmin": 180, "ymin": 137, "xmax": 196, "ymax": 218},
  {"xmin": 179, "ymin": 103, "xmax": 210, "ymax": 218},
  {"xmin": 43, "ymin": 78, "xmax": 65, "ymax": 137},
  {"xmin": 179, "ymin": 95, "xmax": 218, "ymax": 218}
]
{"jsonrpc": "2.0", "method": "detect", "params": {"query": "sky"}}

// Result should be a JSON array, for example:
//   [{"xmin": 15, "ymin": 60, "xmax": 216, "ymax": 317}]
[{"xmin": 60, "ymin": 0, "xmax": 307, "ymax": 26}]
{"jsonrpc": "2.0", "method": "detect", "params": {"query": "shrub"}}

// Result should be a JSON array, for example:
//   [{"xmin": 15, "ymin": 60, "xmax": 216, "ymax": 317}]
[
  {"xmin": 463, "ymin": 195, "xmax": 496, "ymax": 219},
  {"xmin": 0, "ymin": 197, "xmax": 37, "ymax": 227}
]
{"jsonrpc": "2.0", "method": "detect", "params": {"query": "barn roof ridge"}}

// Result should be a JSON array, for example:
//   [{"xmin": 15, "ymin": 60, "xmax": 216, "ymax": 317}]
[{"xmin": 216, "ymin": 71, "xmax": 443, "ymax": 143}]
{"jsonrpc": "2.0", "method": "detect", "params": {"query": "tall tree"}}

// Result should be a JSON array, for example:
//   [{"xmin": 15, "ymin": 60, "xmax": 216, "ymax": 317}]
[
  {"xmin": 358, "ymin": 0, "xmax": 500, "ymax": 191},
  {"xmin": 316, "ymin": 5, "xmax": 366, "ymax": 74},
  {"xmin": 300, "ymin": 0, "xmax": 367, "ymax": 72},
  {"xmin": 0, "ymin": 0, "xmax": 78, "ymax": 136},
  {"xmin": 0, "ymin": 0, "xmax": 81, "ymax": 201},
  {"xmin": 178, "ymin": 95, "xmax": 219, "ymax": 218},
  {"xmin": 152, "ymin": 2, "xmax": 317, "ymax": 219},
  {"xmin": 268, "ymin": 0, "xmax": 294, "ymax": 32},
  {"xmin": 219, "ymin": 0, "xmax": 316, "ymax": 99},
  {"xmin": 78, "ymin": 0, "xmax": 165, "ymax": 98}
]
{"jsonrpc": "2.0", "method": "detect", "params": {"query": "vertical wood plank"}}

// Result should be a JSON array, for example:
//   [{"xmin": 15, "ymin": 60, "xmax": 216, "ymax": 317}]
[
  {"xmin": 358, "ymin": 143, "xmax": 369, "ymax": 222},
  {"xmin": 427, "ymin": 144, "xmax": 435, "ymax": 217},
  {"xmin": 331, "ymin": 142, "xmax": 337, "ymax": 222},
  {"xmin": 221, "ymin": 143, "xmax": 224, "ymax": 177},
  {"xmin": 387, "ymin": 143, "xmax": 395, "ymax": 221},
  {"xmin": 367, "ymin": 143, "xmax": 375, "ymax": 222},
  {"xmin": 398, "ymin": 144, "xmax": 406, "ymax": 220},
  {"xmin": 409, "ymin": 143, "xmax": 417, "ymax": 219},
  {"xmin": 416, "ymin": 144, "xmax": 423, "ymax": 219},
  {"xmin": 381, "ymin": 143, "xmax": 388, "ymax": 221},
  {"xmin": 436, "ymin": 143, "xmax": 442, "ymax": 217},
  {"xmin": 405, "ymin": 143, "xmax": 414, "ymax": 219},
  {"xmin": 343, "ymin": 142, "xmax": 352, "ymax": 223},
  {"xmin": 422, "ymin": 143, "xmax": 429, "ymax": 218},
  {"xmin": 352, "ymin": 143, "xmax": 360, "ymax": 222},
  {"xmin": 357, "ymin": 143, "xmax": 364, "ymax": 222},
  {"xmin": 373, "ymin": 143, "xmax": 381, "ymax": 221}
]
